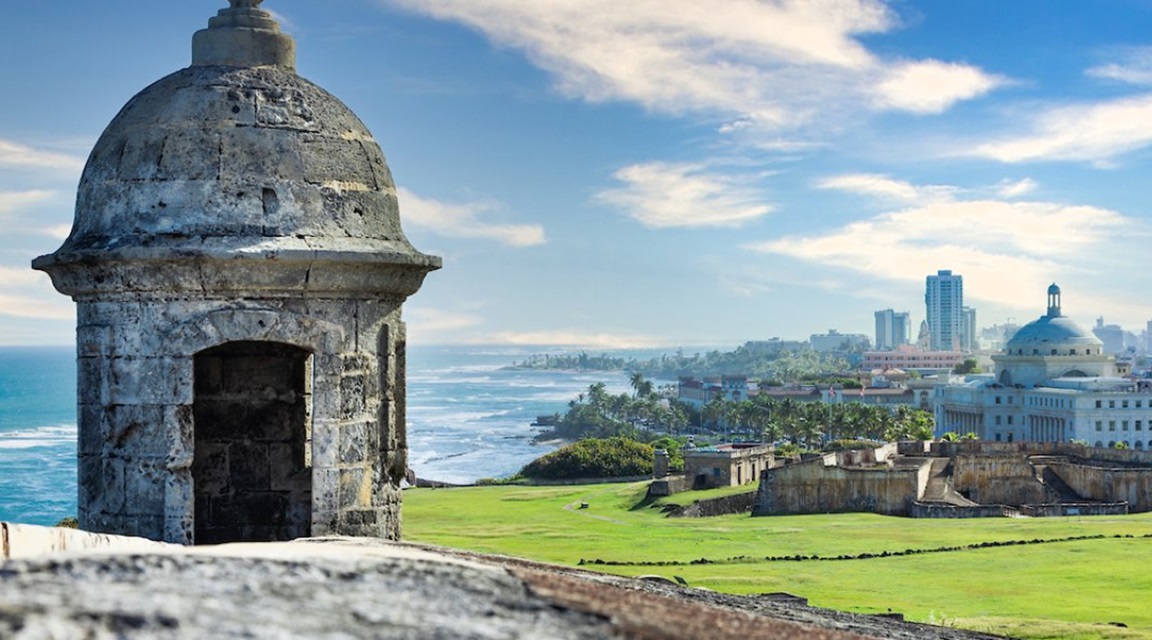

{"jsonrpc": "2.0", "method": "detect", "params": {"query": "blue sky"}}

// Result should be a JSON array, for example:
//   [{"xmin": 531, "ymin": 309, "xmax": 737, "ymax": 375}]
[{"xmin": 2, "ymin": 1, "xmax": 1152, "ymax": 349}]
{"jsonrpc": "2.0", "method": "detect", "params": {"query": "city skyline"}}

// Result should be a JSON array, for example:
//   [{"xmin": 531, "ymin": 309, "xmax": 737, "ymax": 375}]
[{"xmin": 3, "ymin": 2, "xmax": 1152, "ymax": 348}]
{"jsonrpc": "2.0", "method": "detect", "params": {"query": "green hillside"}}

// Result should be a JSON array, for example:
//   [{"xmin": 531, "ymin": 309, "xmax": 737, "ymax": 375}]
[{"xmin": 404, "ymin": 481, "xmax": 1152, "ymax": 639}]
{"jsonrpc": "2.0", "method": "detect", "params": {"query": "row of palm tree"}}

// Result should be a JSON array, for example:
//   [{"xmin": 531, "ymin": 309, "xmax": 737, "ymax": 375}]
[
  {"xmin": 699, "ymin": 392, "xmax": 934, "ymax": 448},
  {"xmin": 549, "ymin": 374, "xmax": 935, "ymax": 450}
]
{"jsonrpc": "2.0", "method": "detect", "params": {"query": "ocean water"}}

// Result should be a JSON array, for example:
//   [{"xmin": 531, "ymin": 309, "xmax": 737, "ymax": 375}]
[{"xmin": 0, "ymin": 345, "xmax": 632, "ymax": 525}]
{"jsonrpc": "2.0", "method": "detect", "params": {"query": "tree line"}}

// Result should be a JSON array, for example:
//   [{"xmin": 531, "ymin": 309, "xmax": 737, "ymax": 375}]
[{"xmin": 535, "ymin": 373, "xmax": 935, "ymax": 450}]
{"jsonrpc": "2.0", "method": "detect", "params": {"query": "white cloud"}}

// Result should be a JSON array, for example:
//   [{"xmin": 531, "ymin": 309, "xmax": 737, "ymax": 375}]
[
  {"xmin": 0, "ymin": 190, "xmax": 56, "ymax": 216},
  {"xmin": 386, "ymin": 0, "xmax": 1000, "ymax": 128},
  {"xmin": 0, "ymin": 268, "xmax": 73, "ymax": 321},
  {"xmin": 0, "ymin": 140, "xmax": 84, "ymax": 173},
  {"xmin": 816, "ymin": 173, "xmax": 956, "ymax": 204},
  {"xmin": 745, "ymin": 195, "xmax": 1130, "ymax": 311},
  {"xmin": 873, "ymin": 59, "xmax": 1006, "ymax": 114},
  {"xmin": 596, "ymin": 162, "xmax": 773, "ymax": 228},
  {"xmin": 479, "ymin": 329, "xmax": 665, "ymax": 349},
  {"xmin": 996, "ymin": 178, "xmax": 1038, "ymax": 198},
  {"xmin": 405, "ymin": 307, "xmax": 483, "ymax": 333},
  {"xmin": 1087, "ymin": 47, "xmax": 1152, "ymax": 86},
  {"xmin": 398, "ymin": 187, "xmax": 546, "ymax": 247},
  {"xmin": 972, "ymin": 94, "xmax": 1152, "ymax": 164}
]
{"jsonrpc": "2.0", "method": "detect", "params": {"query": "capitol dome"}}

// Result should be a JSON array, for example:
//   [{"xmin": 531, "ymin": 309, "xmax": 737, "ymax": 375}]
[{"xmin": 1004, "ymin": 284, "xmax": 1102, "ymax": 354}]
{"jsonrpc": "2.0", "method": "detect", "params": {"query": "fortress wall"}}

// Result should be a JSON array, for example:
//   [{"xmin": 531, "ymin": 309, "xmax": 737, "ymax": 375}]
[
  {"xmin": 1049, "ymin": 463, "xmax": 1152, "ymax": 512},
  {"xmin": 952, "ymin": 455, "xmax": 1047, "ymax": 504},
  {"xmin": 752, "ymin": 462, "xmax": 920, "ymax": 517}
]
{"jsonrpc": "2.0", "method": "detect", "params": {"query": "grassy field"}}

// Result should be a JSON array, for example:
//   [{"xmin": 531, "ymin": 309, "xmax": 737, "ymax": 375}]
[{"xmin": 403, "ymin": 481, "xmax": 1152, "ymax": 639}]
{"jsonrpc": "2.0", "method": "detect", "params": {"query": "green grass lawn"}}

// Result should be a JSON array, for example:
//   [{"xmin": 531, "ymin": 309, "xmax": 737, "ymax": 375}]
[{"xmin": 403, "ymin": 481, "xmax": 1152, "ymax": 639}]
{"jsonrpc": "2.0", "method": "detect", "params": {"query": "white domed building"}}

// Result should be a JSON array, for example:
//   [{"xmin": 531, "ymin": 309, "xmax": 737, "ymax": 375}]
[{"xmin": 935, "ymin": 285, "xmax": 1152, "ymax": 447}]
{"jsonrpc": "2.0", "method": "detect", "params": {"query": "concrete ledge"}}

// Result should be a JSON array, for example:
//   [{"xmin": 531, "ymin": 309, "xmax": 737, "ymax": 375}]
[{"xmin": 1, "ymin": 522, "xmax": 173, "ymax": 560}]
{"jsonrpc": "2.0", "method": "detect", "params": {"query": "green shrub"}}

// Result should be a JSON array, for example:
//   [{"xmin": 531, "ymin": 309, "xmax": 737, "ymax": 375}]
[{"xmin": 520, "ymin": 437, "xmax": 655, "ymax": 480}]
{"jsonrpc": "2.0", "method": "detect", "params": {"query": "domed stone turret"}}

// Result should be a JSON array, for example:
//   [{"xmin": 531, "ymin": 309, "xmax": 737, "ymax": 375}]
[{"xmin": 33, "ymin": 2, "xmax": 439, "ymax": 545}]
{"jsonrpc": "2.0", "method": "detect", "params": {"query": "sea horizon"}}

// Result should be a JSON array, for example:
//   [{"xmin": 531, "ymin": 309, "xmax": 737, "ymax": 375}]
[{"xmin": 0, "ymin": 343, "xmax": 658, "ymax": 525}]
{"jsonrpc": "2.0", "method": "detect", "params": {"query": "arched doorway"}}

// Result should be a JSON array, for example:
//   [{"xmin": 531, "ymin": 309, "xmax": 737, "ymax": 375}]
[{"xmin": 193, "ymin": 341, "xmax": 313, "ymax": 544}]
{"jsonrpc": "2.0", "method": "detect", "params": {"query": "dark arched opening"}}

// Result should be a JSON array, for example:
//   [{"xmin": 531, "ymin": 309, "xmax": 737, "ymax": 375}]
[{"xmin": 193, "ymin": 341, "xmax": 313, "ymax": 544}]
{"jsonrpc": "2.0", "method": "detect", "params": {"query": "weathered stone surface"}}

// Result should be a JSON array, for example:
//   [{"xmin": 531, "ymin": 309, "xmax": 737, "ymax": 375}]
[{"xmin": 0, "ymin": 530, "xmax": 1005, "ymax": 640}]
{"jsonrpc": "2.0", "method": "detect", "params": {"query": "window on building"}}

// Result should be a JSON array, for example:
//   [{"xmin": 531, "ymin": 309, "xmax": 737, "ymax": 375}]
[
  {"xmin": 1123, "ymin": 420, "xmax": 1130, "ymax": 431},
  {"xmin": 995, "ymin": 416, "xmax": 1002, "ymax": 425},
  {"xmin": 1110, "ymin": 420, "xmax": 1116, "ymax": 431},
  {"xmin": 1110, "ymin": 400, "xmax": 1116, "ymax": 409},
  {"xmin": 1137, "ymin": 421, "xmax": 1143, "ymax": 431},
  {"xmin": 1008, "ymin": 397, "xmax": 1013, "ymax": 404},
  {"xmin": 995, "ymin": 433, "xmax": 1002, "ymax": 442},
  {"xmin": 1007, "ymin": 416, "xmax": 1013, "ymax": 425},
  {"xmin": 1139, "ymin": 401, "xmax": 1144, "ymax": 409},
  {"xmin": 1123, "ymin": 400, "xmax": 1129, "ymax": 409},
  {"xmin": 1051, "ymin": 349, "xmax": 1057, "ymax": 355},
  {"xmin": 995, "ymin": 396, "xmax": 1001, "ymax": 404},
  {"xmin": 1096, "ymin": 400, "xmax": 1102, "ymax": 408},
  {"xmin": 1096, "ymin": 421, "xmax": 1103, "ymax": 431}
]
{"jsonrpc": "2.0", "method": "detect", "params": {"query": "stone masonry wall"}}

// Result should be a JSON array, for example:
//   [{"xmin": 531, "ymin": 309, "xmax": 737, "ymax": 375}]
[
  {"xmin": 75, "ymin": 296, "xmax": 409, "ymax": 544},
  {"xmin": 951, "ymin": 455, "xmax": 1048, "ymax": 505},
  {"xmin": 1048, "ymin": 462, "xmax": 1152, "ymax": 512},
  {"xmin": 752, "ymin": 461, "xmax": 922, "ymax": 516}
]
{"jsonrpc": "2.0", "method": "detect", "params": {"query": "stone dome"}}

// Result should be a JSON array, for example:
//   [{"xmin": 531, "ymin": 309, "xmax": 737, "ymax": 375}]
[
  {"xmin": 1005, "ymin": 315, "xmax": 1102, "ymax": 350},
  {"xmin": 34, "ymin": 1, "xmax": 439, "ymax": 298},
  {"xmin": 1004, "ymin": 283, "xmax": 1101, "ymax": 352}
]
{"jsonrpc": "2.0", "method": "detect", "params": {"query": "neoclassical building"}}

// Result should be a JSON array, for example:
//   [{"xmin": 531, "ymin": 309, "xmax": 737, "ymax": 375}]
[{"xmin": 935, "ymin": 285, "xmax": 1152, "ymax": 447}]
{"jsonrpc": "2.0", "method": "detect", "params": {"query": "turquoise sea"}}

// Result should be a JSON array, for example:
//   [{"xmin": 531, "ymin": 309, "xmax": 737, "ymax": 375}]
[{"xmin": 0, "ymin": 345, "xmax": 632, "ymax": 525}]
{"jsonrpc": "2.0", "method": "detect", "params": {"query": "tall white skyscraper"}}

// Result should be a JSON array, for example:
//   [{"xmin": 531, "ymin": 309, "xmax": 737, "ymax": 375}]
[
  {"xmin": 925, "ymin": 270, "xmax": 964, "ymax": 352},
  {"xmin": 874, "ymin": 309, "xmax": 911, "ymax": 350}
]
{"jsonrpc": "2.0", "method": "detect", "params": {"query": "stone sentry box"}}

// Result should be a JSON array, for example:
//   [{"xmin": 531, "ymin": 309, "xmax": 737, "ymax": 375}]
[{"xmin": 32, "ymin": 1, "xmax": 439, "ymax": 544}]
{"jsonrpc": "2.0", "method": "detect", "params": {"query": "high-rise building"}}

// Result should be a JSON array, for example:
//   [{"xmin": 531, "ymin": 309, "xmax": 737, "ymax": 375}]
[
  {"xmin": 874, "ymin": 309, "xmax": 911, "ymax": 350},
  {"xmin": 925, "ymin": 270, "xmax": 964, "ymax": 352},
  {"xmin": 962, "ymin": 306, "xmax": 977, "ymax": 353}
]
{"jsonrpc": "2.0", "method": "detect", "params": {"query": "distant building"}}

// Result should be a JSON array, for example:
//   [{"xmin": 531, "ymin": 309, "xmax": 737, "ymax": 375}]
[
  {"xmin": 743, "ymin": 338, "xmax": 809, "ymax": 353},
  {"xmin": 935, "ymin": 284, "xmax": 1152, "ymax": 447},
  {"xmin": 874, "ymin": 309, "xmax": 911, "ymax": 350},
  {"xmin": 809, "ymin": 329, "xmax": 870, "ymax": 353},
  {"xmin": 1094, "ymin": 317, "xmax": 1136, "ymax": 355},
  {"xmin": 962, "ymin": 306, "xmax": 977, "ymax": 353},
  {"xmin": 684, "ymin": 443, "xmax": 774, "ymax": 489},
  {"xmin": 677, "ymin": 375, "xmax": 749, "ymax": 410},
  {"xmin": 861, "ymin": 344, "xmax": 965, "ymax": 375},
  {"xmin": 925, "ymin": 270, "xmax": 965, "ymax": 352}
]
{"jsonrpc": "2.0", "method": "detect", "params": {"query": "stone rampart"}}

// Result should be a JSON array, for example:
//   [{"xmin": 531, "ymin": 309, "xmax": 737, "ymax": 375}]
[
  {"xmin": 1018, "ymin": 502, "xmax": 1128, "ymax": 517},
  {"xmin": 646, "ymin": 475, "xmax": 693, "ymax": 498},
  {"xmin": 907, "ymin": 503, "xmax": 1011, "ymax": 519},
  {"xmin": 752, "ymin": 460, "xmax": 923, "ymax": 516},
  {"xmin": 669, "ymin": 491, "xmax": 755, "ymax": 518},
  {"xmin": 952, "ymin": 455, "xmax": 1048, "ymax": 504},
  {"xmin": 1049, "ymin": 462, "xmax": 1152, "ymax": 512}
]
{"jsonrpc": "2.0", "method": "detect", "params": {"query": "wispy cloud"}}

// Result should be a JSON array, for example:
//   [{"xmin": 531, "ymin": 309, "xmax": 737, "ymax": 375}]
[
  {"xmin": 479, "ymin": 329, "xmax": 666, "ymax": 349},
  {"xmin": 386, "ymin": 0, "xmax": 1001, "ymax": 129},
  {"xmin": 596, "ymin": 162, "xmax": 773, "ymax": 228},
  {"xmin": 1087, "ymin": 47, "xmax": 1152, "ymax": 86},
  {"xmin": 816, "ymin": 173, "xmax": 956, "ymax": 204},
  {"xmin": 996, "ymin": 178, "xmax": 1038, "ymax": 198},
  {"xmin": 745, "ymin": 184, "xmax": 1131, "ymax": 311},
  {"xmin": 0, "ymin": 268, "xmax": 73, "ymax": 321},
  {"xmin": 0, "ymin": 140, "xmax": 84, "ymax": 173},
  {"xmin": 0, "ymin": 190, "xmax": 57, "ymax": 215},
  {"xmin": 398, "ymin": 187, "xmax": 546, "ymax": 247},
  {"xmin": 971, "ymin": 94, "xmax": 1152, "ymax": 164}
]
